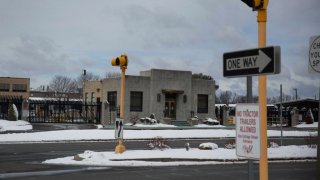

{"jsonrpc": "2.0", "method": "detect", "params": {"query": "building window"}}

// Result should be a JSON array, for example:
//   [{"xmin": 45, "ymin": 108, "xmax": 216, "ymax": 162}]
[
  {"xmin": 108, "ymin": 91, "xmax": 117, "ymax": 111},
  {"xmin": 0, "ymin": 83, "xmax": 10, "ymax": 92},
  {"xmin": 85, "ymin": 93, "xmax": 88, "ymax": 104},
  {"xmin": 12, "ymin": 84, "xmax": 27, "ymax": 92},
  {"xmin": 130, "ymin": 91, "xmax": 143, "ymax": 112},
  {"xmin": 197, "ymin": 94, "xmax": 208, "ymax": 113}
]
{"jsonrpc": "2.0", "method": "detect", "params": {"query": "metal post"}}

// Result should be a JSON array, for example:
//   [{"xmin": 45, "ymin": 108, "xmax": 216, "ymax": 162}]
[
  {"xmin": 280, "ymin": 84, "xmax": 283, "ymax": 146},
  {"xmin": 247, "ymin": 76, "xmax": 254, "ymax": 180},
  {"xmin": 258, "ymin": 8, "xmax": 269, "ymax": 180},
  {"xmin": 247, "ymin": 76, "xmax": 253, "ymax": 103},
  {"xmin": 293, "ymin": 88, "xmax": 298, "ymax": 101},
  {"xmin": 317, "ymin": 85, "xmax": 320, "ymax": 180}
]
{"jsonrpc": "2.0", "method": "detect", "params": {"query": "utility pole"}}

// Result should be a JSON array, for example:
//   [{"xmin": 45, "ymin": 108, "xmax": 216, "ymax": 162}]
[{"xmin": 293, "ymin": 88, "xmax": 298, "ymax": 100}]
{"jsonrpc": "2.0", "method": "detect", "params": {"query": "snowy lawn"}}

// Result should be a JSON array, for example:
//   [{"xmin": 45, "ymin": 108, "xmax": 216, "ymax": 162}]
[
  {"xmin": 0, "ymin": 120, "xmax": 32, "ymax": 132},
  {"xmin": 295, "ymin": 122, "xmax": 318, "ymax": 129},
  {"xmin": 0, "ymin": 129, "xmax": 317, "ymax": 143},
  {"xmin": 43, "ymin": 145, "xmax": 317, "ymax": 167}
]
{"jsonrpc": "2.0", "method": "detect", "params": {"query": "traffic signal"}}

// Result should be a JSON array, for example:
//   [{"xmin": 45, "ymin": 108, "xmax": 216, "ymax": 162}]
[
  {"xmin": 241, "ymin": 0, "xmax": 268, "ymax": 10},
  {"xmin": 111, "ymin": 54, "xmax": 128, "ymax": 67}
]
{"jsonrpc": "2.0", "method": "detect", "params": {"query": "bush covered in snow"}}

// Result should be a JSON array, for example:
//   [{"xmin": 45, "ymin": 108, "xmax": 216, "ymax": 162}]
[
  {"xmin": 304, "ymin": 134, "xmax": 317, "ymax": 148},
  {"xmin": 147, "ymin": 136, "xmax": 170, "ymax": 150},
  {"xmin": 140, "ymin": 114, "xmax": 159, "ymax": 125},
  {"xmin": 199, "ymin": 142, "xmax": 218, "ymax": 150},
  {"xmin": 305, "ymin": 109, "xmax": 314, "ymax": 124},
  {"xmin": 7, "ymin": 103, "xmax": 18, "ymax": 121},
  {"xmin": 225, "ymin": 139, "xmax": 236, "ymax": 149},
  {"xmin": 130, "ymin": 113, "xmax": 139, "ymax": 125},
  {"xmin": 268, "ymin": 142, "xmax": 279, "ymax": 148}
]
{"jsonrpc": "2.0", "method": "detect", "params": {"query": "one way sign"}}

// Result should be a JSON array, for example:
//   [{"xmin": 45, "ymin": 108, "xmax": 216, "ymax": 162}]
[{"xmin": 223, "ymin": 46, "xmax": 281, "ymax": 77}]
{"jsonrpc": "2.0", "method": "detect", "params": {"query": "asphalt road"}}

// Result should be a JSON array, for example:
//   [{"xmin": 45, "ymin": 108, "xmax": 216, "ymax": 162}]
[{"xmin": 0, "ymin": 139, "xmax": 317, "ymax": 179}]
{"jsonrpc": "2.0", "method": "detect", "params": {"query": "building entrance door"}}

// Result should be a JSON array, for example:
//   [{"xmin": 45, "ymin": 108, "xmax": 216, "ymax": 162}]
[{"xmin": 164, "ymin": 93, "xmax": 176, "ymax": 119}]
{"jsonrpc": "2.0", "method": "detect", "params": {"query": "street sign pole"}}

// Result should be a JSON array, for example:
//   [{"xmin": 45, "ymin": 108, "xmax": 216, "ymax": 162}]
[
  {"xmin": 258, "ymin": 8, "xmax": 268, "ymax": 180},
  {"xmin": 247, "ymin": 76, "xmax": 254, "ymax": 180}
]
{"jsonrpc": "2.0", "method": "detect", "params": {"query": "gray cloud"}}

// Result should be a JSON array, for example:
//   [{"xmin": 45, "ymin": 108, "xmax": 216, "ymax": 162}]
[{"xmin": 0, "ymin": 0, "xmax": 319, "ymax": 99}]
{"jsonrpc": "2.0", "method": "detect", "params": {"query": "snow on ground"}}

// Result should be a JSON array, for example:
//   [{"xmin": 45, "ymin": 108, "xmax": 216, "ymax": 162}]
[
  {"xmin": 43, "ymin": 145, "xmax": 317, "ymax": 167},
  {"xmin": 0, "ymin": 120, "xmax": 32, "ymax": 132},
  {"xmin": 194, "ymin": 124, "xmax": 226, "ymax": 128},
  {"xmin": 132, "ymin": 123, "xmax": 176, "ymax": 128},
  {"xmin": 295, "ymin": 122, "xmax": 318, "ymax": 128},
  {"xmin": 0, "ymin": 129, "xmax": 317, "ymax": 143}
]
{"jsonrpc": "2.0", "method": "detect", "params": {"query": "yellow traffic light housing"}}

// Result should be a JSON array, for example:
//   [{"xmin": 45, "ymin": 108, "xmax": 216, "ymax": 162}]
[
  {"xmin": 241, "ymin": 0, "xmax": 268, "ymax": 10},
  {"xmin": 111, "ymin": 54, "xmax": 128, "ymax": 67}
]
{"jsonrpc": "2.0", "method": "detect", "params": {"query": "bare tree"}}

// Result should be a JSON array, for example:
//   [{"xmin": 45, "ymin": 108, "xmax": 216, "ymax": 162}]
[
  {"xmin": 77, "ymin": 72, "xmax": 100, "ymax": 88},
  {"xmin": 192, "ymin": 73, "xmax": 213, "ymax": 80},
  {"xmin": 49, "ymin": 75, "xmax": 78, "ymax": 94},
  {"xmin": 218, "ymin": 91, "xmax": 233, "ymax": 104},
  {"xmin": 105, "ymin": 72, "xmax": 121, "ymax": 78}
]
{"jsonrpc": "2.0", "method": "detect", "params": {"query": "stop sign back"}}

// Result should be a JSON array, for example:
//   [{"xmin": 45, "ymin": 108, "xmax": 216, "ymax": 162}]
[{"xmin": 309, "ymin": 36, "xmax": 320, "ymax": 73}]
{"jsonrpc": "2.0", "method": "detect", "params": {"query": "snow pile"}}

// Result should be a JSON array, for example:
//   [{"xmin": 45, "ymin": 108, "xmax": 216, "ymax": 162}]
[
  {"xmin": 194, "ymin": 124, "xmax": 225, "ymax": 128},
  {"xmin": 203, "ymin": 118, "xmax": 220, "ymax": 125},
  {"xmin": 199, "ymin": 142, "xmax": 218, "ymax": 150},
  {"xmin": 268, "ymin": 145, "xmax": 316, "ymax": 159},
  {"xmin": 295, "ymin": 122, "xmax": 318, "ymax": 129},
  {"xmin": 43, "ymin": 145, "xmax": 316, "ymax": 167},
  {"xmin": 0, "ymin": 119, "xmax": 33, "ymax": 132},
  {"xmin": 139, "ymin": 114, "xmax": 159, "ymax": 124},
  {"xmin": 134, "ymin": 123, "xmax": 176, "ymax": 128}
]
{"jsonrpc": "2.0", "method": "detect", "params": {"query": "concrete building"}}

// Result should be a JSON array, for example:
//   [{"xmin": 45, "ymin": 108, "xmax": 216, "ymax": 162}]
[
  {"xmin": 100, "ymin": 69, "xmax": 216, "ymax": 125},
  {"xmin": 0, "ymin": 77, "xmax": 30, "ymax": 120}
]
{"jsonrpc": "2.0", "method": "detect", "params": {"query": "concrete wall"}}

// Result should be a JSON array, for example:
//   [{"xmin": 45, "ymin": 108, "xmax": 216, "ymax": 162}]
[
  {"xmin": 192, "ymin": 79, "xmax": 216, "ymax": 120},
  {"xmin": 148, "ymin": 69, "xmax": 192, "ymax": 121},
  {"xmin": 101, "ymin": 77, "xmax": 121, "ymax": 125},
  {"xmin": 124, "ymin": 75, "xmax": 150, "ymax": 123}
]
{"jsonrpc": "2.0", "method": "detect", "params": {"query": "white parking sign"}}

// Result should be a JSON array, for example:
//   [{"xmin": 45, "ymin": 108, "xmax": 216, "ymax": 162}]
[
  {"xmin": 309, "ymin": 36, "xmax": 320, "ymax": 73},
  {"xmin": 115, "ymin": 118, "xmax": 124, "ymax": 139}
]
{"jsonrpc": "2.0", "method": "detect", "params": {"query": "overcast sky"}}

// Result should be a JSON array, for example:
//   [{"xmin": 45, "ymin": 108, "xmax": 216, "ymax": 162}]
[{"xmin": 0, "ymin": 0, "xmax": 319, "ymax": 99}]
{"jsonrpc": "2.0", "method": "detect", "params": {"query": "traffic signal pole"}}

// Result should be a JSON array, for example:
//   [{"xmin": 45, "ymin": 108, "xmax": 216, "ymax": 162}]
[
  {"xmin": 120, "ymin": 66, "xmax": 126, "ymax": 120},
  {"xmin": 257, "ymin": 8, "xmax": 268, "ymax": 180},
  {"xmin": 112, "ymin": 54, "xmax": 128, "ymax": 154},
  {"xmin": 115, "ymin": 65, "xmax": 127, "ymax": 154}
]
